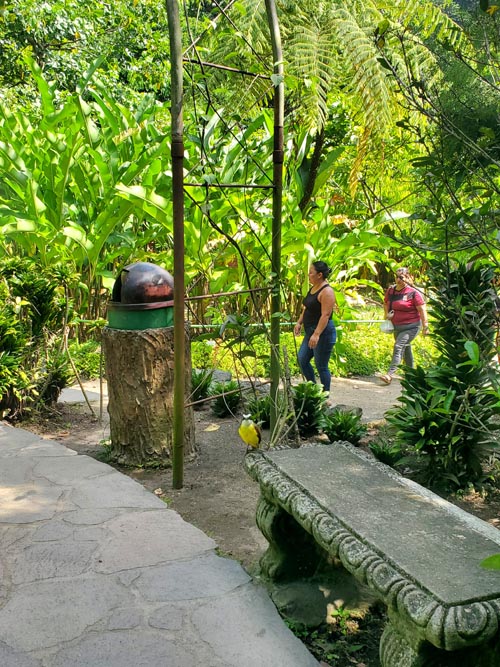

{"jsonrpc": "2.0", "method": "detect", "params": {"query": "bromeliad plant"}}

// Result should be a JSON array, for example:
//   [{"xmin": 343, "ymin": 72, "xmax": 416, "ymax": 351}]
[
  {"xmin": 246, "ymin": 393, "xmax": 273, "ymax": 429},
  {"xmin": 386, "ymin": 261, "xmax": 500, "ymax": 491},
  {"xmin": 293, "ymin": 381, "xmax": 328, "ymax": 437},
  {"xmin": 190, "ymin": 368, "xmax": 214, "ymax": 408},
  {"xmin": 323, "ymin": 408, "xmax": 367, "ymax": 446}
]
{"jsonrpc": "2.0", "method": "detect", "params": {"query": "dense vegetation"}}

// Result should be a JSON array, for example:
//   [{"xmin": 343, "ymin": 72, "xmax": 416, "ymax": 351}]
[{"xmin": 1, "ymin": 0, "xmax": 500, "ymax": 489}]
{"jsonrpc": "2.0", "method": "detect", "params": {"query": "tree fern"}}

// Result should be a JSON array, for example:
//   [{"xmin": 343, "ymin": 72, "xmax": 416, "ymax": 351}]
[
  {"xmin": 180, "ymin": 0, "xmax": 469, "ymax": 195},
  {"xmin": 280, "ymin": 0, "xmax": 466, "ymax": 190}
]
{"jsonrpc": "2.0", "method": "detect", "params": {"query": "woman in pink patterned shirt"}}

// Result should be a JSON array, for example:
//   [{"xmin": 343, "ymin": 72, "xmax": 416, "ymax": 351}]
[{"xmin": 380, "ymin": 267, "xmax": 429, "ymax": 385}]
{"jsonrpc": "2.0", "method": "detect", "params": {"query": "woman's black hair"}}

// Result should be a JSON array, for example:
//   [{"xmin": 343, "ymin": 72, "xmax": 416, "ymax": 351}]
[{"xmin": 312, "ymin": 260, "xmax": 332, "ymax": 279}]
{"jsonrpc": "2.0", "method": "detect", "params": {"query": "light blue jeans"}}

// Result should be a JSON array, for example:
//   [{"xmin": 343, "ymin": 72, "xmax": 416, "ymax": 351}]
[
  {"xmin": 298, "ymin": 321, "xmax": 336, "ymax": 392},
  {"xmin": 388, "ymin": 323, "xmax": 421, "ymax": 375}
]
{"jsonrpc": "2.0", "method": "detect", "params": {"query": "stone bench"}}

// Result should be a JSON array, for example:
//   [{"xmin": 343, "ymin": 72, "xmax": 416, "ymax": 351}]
[{"xmin": 244, "ymin": 442, "xmax": 500, "ymax": 667}]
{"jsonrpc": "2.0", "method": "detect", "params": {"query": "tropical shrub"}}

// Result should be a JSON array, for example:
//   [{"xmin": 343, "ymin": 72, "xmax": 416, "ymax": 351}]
[
  {"xmin": 1, "ymin": 0, "xmax": 172, "ymax": 106},
  {"xmin": 386, "ymin": 262, "xmax": 500, "ymax": 491},
  {"xmin": 293, "ymin": 381, "xmax": 328, "ymax": 437},
  {"xmin": 0, "ymin": 60, "xmax": 172, "ymax": 326},
  {"xmin": 35, "ymin": 353, "xmax": 74, "ymax": 406},
  {"xmin": 369, "ymin": 437, "xmax": 403, "ymax": 467},
  {"xmin": 322, "ymin": 409, "xmax": 367, "ymax": 446},
  {"xmin": 67, "ymin": 340, "xmax": 102, "ymax": 380},
  {"xmin": 210, "ymin": 380, "xmax": 241, "ymax": 418},
  {"xmin": 190, "ymin": 368, "xmax": 214, "ymax": 407},
  {"xmin": 0, "ymin": 350, "xmax": 32, "ymax": 420},
  {"xmin": 191, "ymin": 339, "xmax": 217, "ymax": 370},
  {"xmin": 0, "ymin": 257, "xmax": 72, "ymax": 418},
  {"xmin": 246, "ymin": 393, "xmax": 273, "ymax": 429}
]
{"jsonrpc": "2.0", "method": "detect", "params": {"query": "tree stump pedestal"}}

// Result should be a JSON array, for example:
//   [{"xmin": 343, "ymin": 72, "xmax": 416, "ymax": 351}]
[{"xmin": 102, "ymin": 326, "xmax": 195, "ymax": 466}]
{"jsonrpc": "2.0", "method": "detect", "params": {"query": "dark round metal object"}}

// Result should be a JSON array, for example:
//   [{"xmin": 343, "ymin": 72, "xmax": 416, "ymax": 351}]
[{"xmin": 112, "ymin": 262, "xmax": 174, "ymax": 305}]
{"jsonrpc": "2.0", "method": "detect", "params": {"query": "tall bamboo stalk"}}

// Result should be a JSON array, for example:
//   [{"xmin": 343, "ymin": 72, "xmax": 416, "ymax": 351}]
[
  {"xmin": 166, "ymin": 0, "xmax": 185, "ymax": 489},
  {"xmin": 265, "ymin": 0, "xmax": 284, "ymax": 434}
]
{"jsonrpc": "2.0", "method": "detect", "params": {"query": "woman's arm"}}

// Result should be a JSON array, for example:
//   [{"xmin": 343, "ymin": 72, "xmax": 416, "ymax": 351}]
[
  {"xmin": 308, "ymin": 287, "xmax": 336, "ymax": 348},
  {"xmin": 416, "ymin": 304, "xmax": 429, "ymax": 335},
  {"xmin": 294, "ymin": 306, "xmax": 306, "ymax": 336},
  {"xmin": 383, "ymin": 288, "xmax": 393, "ymax": 318}
]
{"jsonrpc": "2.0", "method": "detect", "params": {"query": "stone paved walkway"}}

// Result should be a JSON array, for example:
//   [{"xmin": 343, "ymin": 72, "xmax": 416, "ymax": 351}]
[{"xmin": 0, "ymin": 422, "xmax": 318, "ymax": 667}]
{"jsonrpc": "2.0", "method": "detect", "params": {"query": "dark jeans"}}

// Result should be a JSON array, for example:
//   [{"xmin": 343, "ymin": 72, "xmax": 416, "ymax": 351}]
[
  {"xmin": 298, "ymin": 321, "xmax": 336, "ymax": 392},
  {"xmin": 388, "ymin": 322, "xmax": 420, "ymax": 375}
]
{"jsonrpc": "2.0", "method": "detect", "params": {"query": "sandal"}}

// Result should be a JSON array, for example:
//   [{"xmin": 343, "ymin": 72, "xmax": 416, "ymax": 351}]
[{"xmin": 380, "ymin": 374, "xmax": 392, "ymax": 385}]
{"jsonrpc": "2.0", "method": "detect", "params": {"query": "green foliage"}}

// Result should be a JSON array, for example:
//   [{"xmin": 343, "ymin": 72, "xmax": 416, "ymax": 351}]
[
  {"xmin": 334, "ymin": 324, "xmax": 437, "ymax": 377},
  {"xmin": 322, "ymin": 409, "xmax": 367, "ymax": 446},
  {"xmin": 369, "ymin": 437, "xmax": 403, "ymax": 467},
  {"xmin": 191, "ymin": 331, "xmax": 277, "ymax": 379},
  {"xmin": 36, "ymin": 353, "xmax": 73, "ymax": 406},
  {"xmin": 191, "ymin": 340, "xmax": 217, "ymax": 369},
  {"xmin": 215, "ymin": 314, "xmax": 269, "ymax": 381},
  {"xmin": 191, "ymin": 324, "xmax": 438, "ymax": 380},
  {"xmin": 67, "ymin": 340, "xmax": 102, "ymax": 379},
  {"xmin": 0, "ymin": 350, "xmax": 32, "ymax": 419},
  {"xmin": 246, "ymin": 393, "xmax": 273, "ymax": 429},
  {"xmin": 210, "ymin": 380, "xmax": 241, "ymax": 418},
  {"xmin": 286, "ymin": 603, "xmax": 386, "ymax": 666},
  {"xmin": 0, "ymin": 61, "xmax": 416, "ymax": 339},
  {"xmin": 481, "ymin": 554, "xmax": 500, "ymax": 570},
  {"xmin": 386, "ymin": 262, "xmax": 500, "ymax": 491},
  {"xmin": 190, "ymin": 368, "xmax": 214, "ymax": 406},
  {"xmin": 0, "ymin": 61, "xmax": 171, "ymax": 322},
  {"xmin": 0, "ymin": 257, "xmax": 72, "ymax": 418},
  {"xmin": 0, "ymin": 0, "xmax": 482, "ymax": 425},
  {"xmin": 293, "ymin": 381, "xmax": 328, "ymax": 437},
  {"xmin": 384, "ymin": 3, "xmax": 500, "ymax": 262},
  {"xmin": 203, "ymin": 0, "xmax": 461, "ymax": 196},
  {"xmin": 95, "ymin": 438, "xmax": 114, "ymax": 464},
  {"xmin": 326, "ymin": 603, "xmax": 360, "ymax": 637},
  {"xmin": 0, "ymin": 0, "xmax": 172, "ymax": 106}
]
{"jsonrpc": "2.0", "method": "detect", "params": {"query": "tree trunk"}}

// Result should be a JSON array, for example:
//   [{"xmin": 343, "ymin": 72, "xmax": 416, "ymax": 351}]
[
  {"xmin": 298, "ymin": 127, "xmax": 326, "ymax": 213},
  {"xmin": 102, "ymin": 326, "xmax": 196, "ymax": 466}
]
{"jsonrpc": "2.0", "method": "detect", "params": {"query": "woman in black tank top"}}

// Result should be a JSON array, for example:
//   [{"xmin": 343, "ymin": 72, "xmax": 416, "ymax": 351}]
[{"xmin": 294, "ymin": 261, "xmax": 337, "ymax": 395}]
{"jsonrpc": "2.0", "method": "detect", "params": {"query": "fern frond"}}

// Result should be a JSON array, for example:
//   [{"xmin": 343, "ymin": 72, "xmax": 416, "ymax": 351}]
[
  {"xmin": 393, "ymin": 0, "xmax": 469, "ymax": 51},
  {"xmin": 236, "ymin": 0, "xmax": 272, "ymax": 59},
  {"xmin": 334, "ymin": 8, "xmax": 393, "ymax": 136},
  {"xmin": 288, "ymin": 21, "xmax": 337, "ymax": 130}
]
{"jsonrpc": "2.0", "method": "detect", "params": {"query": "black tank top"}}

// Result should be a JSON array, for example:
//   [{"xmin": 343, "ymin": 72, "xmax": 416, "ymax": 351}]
[{"xmin": 303, "ymin": 284, "xmax": 331, "ymax": 328}]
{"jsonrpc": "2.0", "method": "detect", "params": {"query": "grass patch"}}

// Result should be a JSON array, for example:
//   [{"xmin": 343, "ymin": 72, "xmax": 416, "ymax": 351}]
[{"xmin": 191, "ymin": 321, "xmax": 437, "ymax": 379}]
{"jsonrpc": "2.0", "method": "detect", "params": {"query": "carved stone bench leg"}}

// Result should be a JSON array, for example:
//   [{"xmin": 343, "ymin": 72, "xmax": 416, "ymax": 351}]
[
  {"xmin": 380, "ymin": 611, "xmax": 500, "ymax": 667},
  {"xmin": 256, "ymin": 494, "xmax": 322, "ymax": 581},
  {"xmin": 380, "ymin": 620, "xmax": 427, "ymax": 667}
]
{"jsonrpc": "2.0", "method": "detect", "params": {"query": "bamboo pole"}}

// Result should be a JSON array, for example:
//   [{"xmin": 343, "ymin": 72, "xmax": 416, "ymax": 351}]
[
  {"xmin": 166, "ymin": 0, "xmax": 185, "ymax": 489},
  {"xmin": 265, "ymin": 0, "xmax": 285, "ymax": 435}
]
